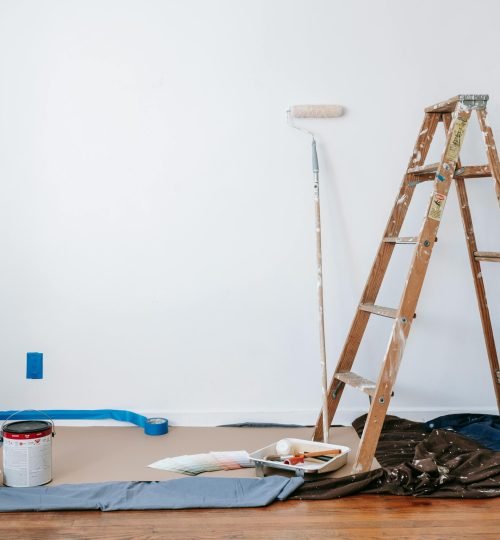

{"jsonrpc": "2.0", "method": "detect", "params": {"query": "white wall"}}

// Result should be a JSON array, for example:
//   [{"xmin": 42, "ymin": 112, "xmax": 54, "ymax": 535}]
[{"xmin": 0, "ymin": 0, "xmax": 499, "ymax": 426}]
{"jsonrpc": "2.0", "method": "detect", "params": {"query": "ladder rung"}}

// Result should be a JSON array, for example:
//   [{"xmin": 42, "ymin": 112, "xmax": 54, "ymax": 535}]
[
  {"xmin": 408, "ymin": 163, "xmax": 490, "ymax": 182},
  {"xmin": 383, "ymin": 236, "xmax": 418, "ymax": 244},
  {"xmin": 474, "ymin": 251, "xmax": 500, "ymax": 262},
  {"xmin": 407, "ymin": 162, "xmax": 439, "ymax": 176},
  {"xmin": 359, "ymin": 303, "xmax": 397, "ymax": 319},
  {"xmin": 334, "ymin": 372, "xmax": 377, "ymax": 397},
  {"xmin": 455, "ymin": 165, "xmax": 491, "ymax": 178}
]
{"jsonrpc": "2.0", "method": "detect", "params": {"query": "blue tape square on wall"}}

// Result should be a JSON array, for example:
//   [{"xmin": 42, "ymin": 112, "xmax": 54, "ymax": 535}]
[{"xmin": 26, "ymin": 352, "xmax": 43, "ymax": 379}]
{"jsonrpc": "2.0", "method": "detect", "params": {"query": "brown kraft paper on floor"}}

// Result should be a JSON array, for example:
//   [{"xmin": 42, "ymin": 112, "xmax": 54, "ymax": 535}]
[{"xmin": 0, "ymin": 425, "xmax": 377, "ymax": 485}]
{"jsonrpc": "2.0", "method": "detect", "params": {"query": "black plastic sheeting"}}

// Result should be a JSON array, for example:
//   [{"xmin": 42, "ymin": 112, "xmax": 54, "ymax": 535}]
[
  {"xmin": 425, "ymin": 414, "xmax": 500, "ymax": 451},
  {"xmin": 293, "ymin": 415, "xmax": 500, "ymax": 500}
]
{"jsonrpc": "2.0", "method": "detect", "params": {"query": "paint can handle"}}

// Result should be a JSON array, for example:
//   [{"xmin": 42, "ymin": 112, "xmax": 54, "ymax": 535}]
[{"xmin": 1, "ymin": 409, "xmax": 56, "ymax": 438}]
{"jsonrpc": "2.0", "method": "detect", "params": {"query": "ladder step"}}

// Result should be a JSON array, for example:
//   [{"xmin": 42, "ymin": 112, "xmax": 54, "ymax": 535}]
[
  {"xmin": 474, "ymin": 251, "xmax": 500, "ymax": 262},
  {"xmin": 383, "ymin": 236, "xmax": 418, "ymax": 244},
  {"xmin": 407, "ymin": 162, "xmax": 439, "ymax": 176},
  {"xmin": 335, "ymin": 372, "xmax": 377, "ymax": 396},
  {"xmin": 425, "ymin": 95, "xmax": 462, "ymax": 113},
  {"xmin": 408, "ymin": 163, "xmax": 491, "ymax": 180},
  {"xmin": 455, "ymin": 165, "xmax": 491, "ymax": 178},
  {"xmin": 425, "ymin": 94, "xmax": 489, "ymax": 113},
  {"xmin": 359, "ymin": 303, "xmax": 397, "ymax": 319}
]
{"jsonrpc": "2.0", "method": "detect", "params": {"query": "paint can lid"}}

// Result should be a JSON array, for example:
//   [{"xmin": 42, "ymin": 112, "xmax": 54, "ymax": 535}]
[{"xmin": 3, "ymin": 420, "xmax": 51, "ymax": 434}]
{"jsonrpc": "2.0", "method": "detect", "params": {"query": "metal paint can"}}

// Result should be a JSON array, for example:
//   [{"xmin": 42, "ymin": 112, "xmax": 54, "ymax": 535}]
[{"xmin": 2, "ymin": 420, "xmax": 53, "ymax": 487}]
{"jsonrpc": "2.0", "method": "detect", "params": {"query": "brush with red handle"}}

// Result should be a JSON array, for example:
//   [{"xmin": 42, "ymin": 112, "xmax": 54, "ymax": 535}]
[{"xmin": 282, "ymin": 448, "xmax": 342, "ymax": 465}]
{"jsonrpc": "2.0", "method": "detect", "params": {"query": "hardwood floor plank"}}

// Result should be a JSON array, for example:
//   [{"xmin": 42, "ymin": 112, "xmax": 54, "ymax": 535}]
[{"xmin": 0, "ymin": 496, "xmax": 498, "ymax": 539}]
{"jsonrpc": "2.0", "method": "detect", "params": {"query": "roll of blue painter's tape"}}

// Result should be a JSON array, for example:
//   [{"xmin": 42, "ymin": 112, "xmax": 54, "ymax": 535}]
[{"xmin": 144, "ymin": 417, "xmax": 169, "ymax": 436}]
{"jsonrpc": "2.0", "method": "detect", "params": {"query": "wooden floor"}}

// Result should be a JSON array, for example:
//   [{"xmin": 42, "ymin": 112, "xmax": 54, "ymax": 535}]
[{"xmin": 1, "ymin": 495, "xmax": 498, "ymax": 539}]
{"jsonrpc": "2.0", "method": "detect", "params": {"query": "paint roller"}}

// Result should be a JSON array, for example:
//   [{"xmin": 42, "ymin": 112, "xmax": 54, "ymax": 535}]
[
  {"xmin": 289, "ymin": 105, "xmax": 344, "ymax": 119},
  {"xmin": 288, "ymin": 104, "xmax": 344, "ymax": 443}
]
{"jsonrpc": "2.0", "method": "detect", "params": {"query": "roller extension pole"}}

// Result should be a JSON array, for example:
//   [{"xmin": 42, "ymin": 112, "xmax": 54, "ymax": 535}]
[
  {"xmin": 312, "ymin": 139, "xmax": 329, "ymax": 443},
  {"xmin": 288, "ymin": 104, "xmax": 344, "ymax": 444}
]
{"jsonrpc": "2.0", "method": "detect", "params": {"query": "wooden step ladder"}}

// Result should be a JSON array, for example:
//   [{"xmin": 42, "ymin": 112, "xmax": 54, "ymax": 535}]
[{"xmin": 313, "ymin": 95, "xmax": 500, "ymax": 473}]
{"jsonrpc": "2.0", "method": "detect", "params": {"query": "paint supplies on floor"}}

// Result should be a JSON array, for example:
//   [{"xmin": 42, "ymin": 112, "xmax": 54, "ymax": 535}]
[
  {"xmin": 149, "ymin": 450, "xmax": 254, "ymax": 476},
  {"xmin": 249, "ymin": 438, "xmax": 350, "ymax": 476}
]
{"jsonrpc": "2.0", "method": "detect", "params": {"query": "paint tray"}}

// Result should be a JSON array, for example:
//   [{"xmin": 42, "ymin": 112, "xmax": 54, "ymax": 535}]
[{"xmin": 249, "ymin": 438, "xmax": 350, "ymax": 477}]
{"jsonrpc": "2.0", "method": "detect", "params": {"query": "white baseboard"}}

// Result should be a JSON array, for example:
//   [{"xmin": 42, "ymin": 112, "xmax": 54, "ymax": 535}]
[{"xmin": 50, "ymin": 406, "xmax": 498, "ymax": 428}]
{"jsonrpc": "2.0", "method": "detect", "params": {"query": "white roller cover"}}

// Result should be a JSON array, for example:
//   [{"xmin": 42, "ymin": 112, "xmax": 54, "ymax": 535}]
[{"xmin": 290, "ymin": 104, "xmax": 344, "ymax": 118}]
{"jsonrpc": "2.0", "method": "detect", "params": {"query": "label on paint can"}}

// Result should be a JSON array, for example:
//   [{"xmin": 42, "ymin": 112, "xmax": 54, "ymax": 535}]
[{"xmin": 2, "ymin": 421, "xmax": 52, "ymax": 487}]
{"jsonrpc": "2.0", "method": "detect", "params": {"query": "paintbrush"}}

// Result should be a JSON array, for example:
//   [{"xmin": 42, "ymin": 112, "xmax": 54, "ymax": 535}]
[{"xmin": 264, "ymin": 448, "xmax": 342, "ymax": 464}]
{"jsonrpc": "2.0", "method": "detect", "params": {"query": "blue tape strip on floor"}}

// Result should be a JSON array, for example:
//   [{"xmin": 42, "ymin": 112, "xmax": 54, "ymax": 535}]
[{"xmin": 0, "ymin": 409, "xmax": 168, "ymax": 436}]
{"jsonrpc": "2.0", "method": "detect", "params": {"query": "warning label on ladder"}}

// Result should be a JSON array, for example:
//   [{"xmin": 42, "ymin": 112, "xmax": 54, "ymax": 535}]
[
  {"xmin": 445, "ymin": 117, "xmax": 468, "ymax": 162},
  {"xmin": 428, "ymin": 192, "xmax": 447, "ymax": 221}
]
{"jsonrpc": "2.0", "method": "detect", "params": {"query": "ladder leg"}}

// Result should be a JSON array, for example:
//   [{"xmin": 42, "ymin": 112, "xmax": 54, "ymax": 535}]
[
  {"xmin": 455, "ymin": 178, "xmax": 500, "ymax": 411},
  {"xmin": 354, "ymin": 106, "xmax": 473, "ymax": 472},
  {"xmin": 476, "ymin": 109, "xmax": 500, "ymax": 205},
  {"xmin": 448, "ymin": 110, "xmax": 500, "ymax": 412},
  {"xmin": 354, "ymin": 317, "xmax": 407, "ymax": 472},
  {"xmin": 313, "ymin": 113, "xmax": 440, "ymax": 442}
]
